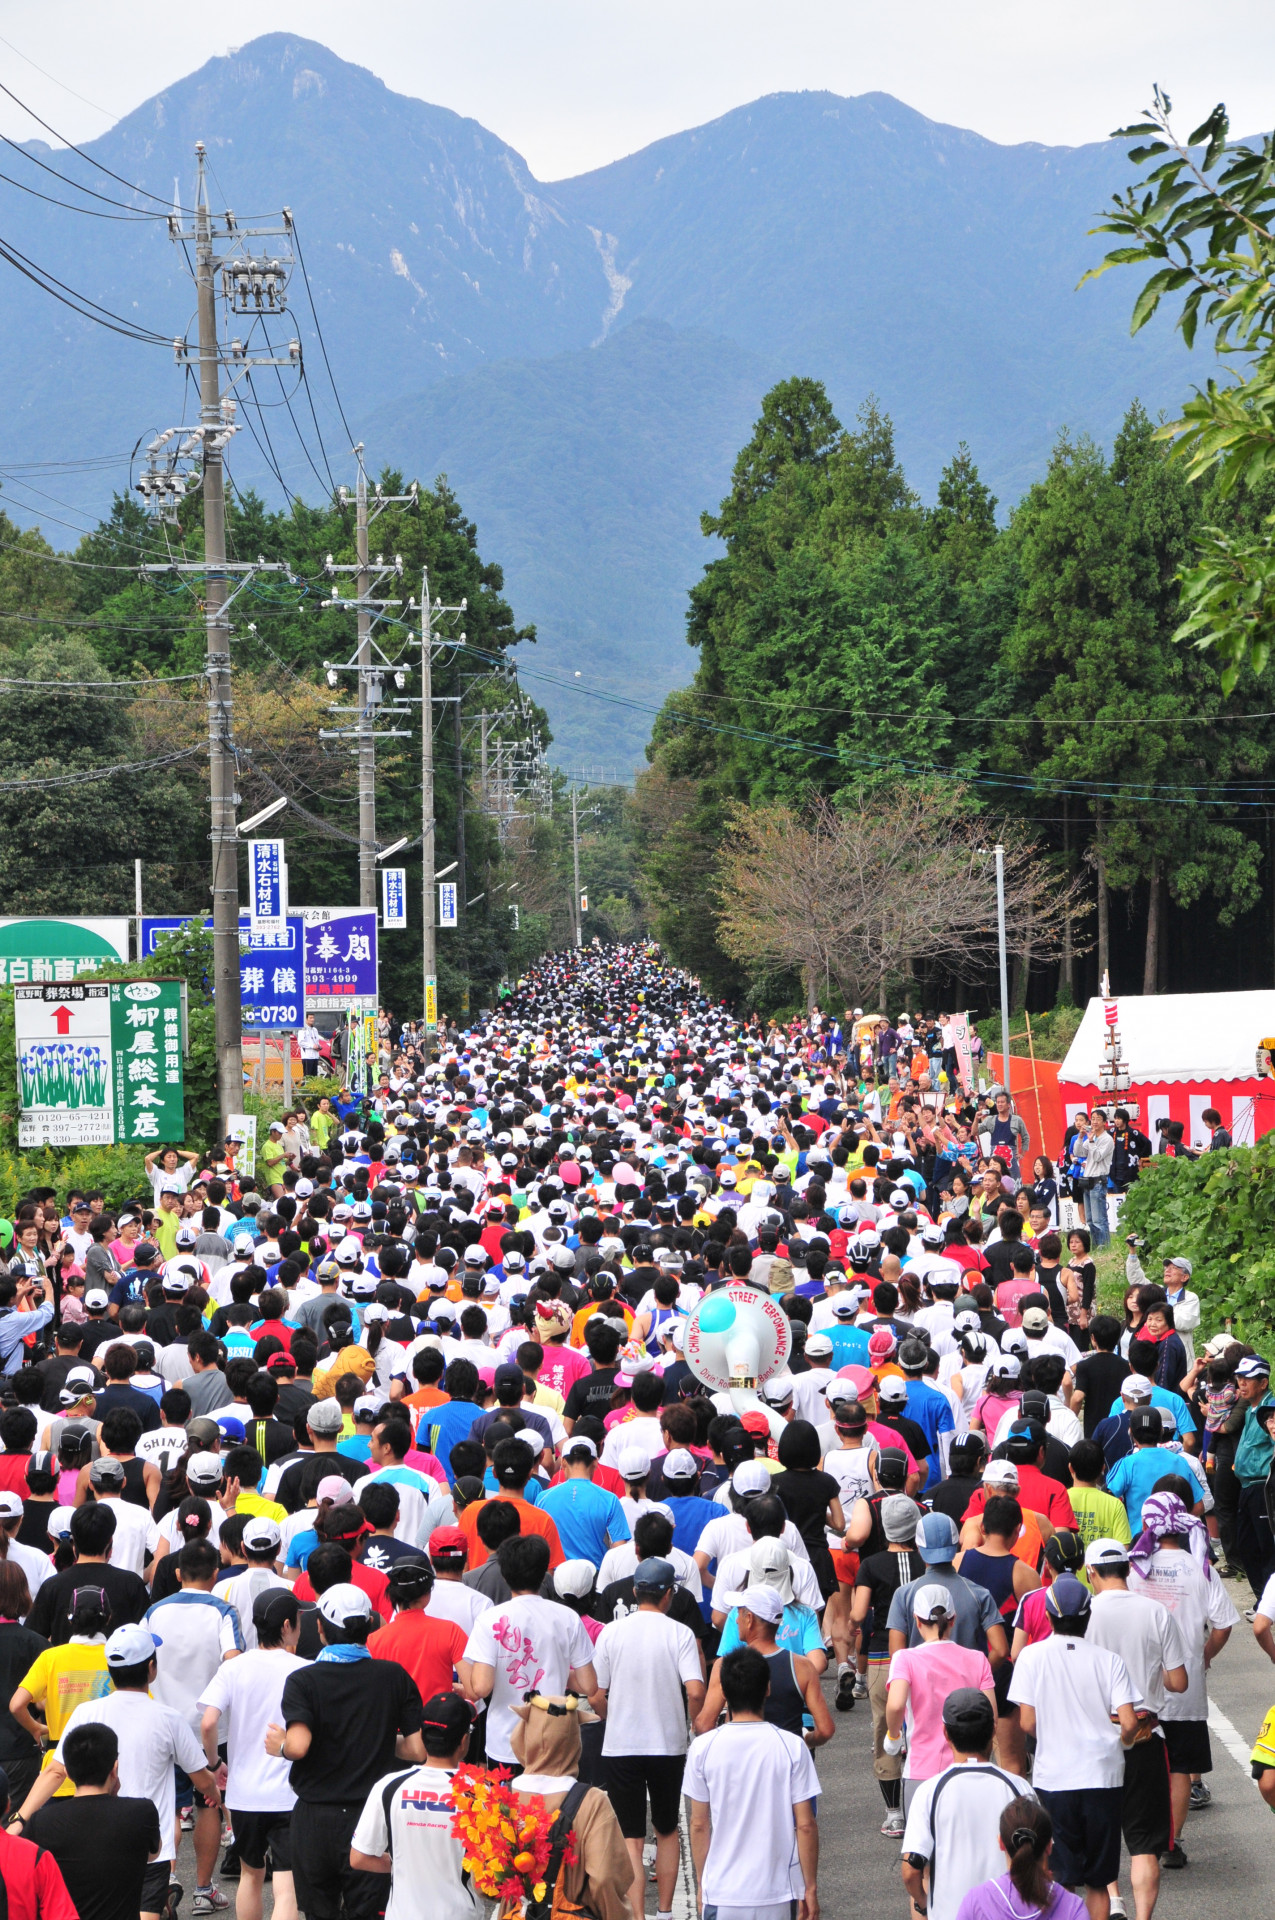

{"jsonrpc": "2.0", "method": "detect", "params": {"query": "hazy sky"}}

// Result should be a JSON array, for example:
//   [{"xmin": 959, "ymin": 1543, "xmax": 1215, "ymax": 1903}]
[{"xmin": 0, "ymin": 1, "xmax": 1270, "ymax": 180}]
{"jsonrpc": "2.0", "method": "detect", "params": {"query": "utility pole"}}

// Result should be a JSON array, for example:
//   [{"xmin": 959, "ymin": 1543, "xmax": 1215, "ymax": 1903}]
[
  {"xmin": 192, "ymin": 154, "xmax": 243, "ymax": 1133},
  {"xmin": 571, "ymin": 789, "xmax": 582, "ymax": 948},
  {"xmin": 140, "ymin": 149, "xmax": 298, "ymax": 1133},
  {"xmin": 320, "ymin": 452, "xmax": 416, "ymax": 900},
  {"xmin": 355, "ymin": 460, "xmax": 374, "ymax": 907},
  {"xmin": 454, "ymin": 696, "xmax": 467, "ymax": 925},
  {"xmin": 409, "ymin": 571, "xmax": 465, "ymax": 1056},
  {"xmin": 995, "ymin": 842, "xmax": 1011, "ymax": 1091}
]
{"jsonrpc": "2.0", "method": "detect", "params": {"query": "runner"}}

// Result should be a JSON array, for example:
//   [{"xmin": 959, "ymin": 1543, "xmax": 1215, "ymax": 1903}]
[{"xmin": 590, "ymin": 1555, "xmax": 706, "ymax": 1920}]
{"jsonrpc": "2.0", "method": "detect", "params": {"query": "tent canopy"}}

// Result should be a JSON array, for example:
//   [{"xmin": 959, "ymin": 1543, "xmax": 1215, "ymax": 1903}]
[{"xmin": 1058, "ymin": 990, "xmax": 1275, "ymax": 1087}]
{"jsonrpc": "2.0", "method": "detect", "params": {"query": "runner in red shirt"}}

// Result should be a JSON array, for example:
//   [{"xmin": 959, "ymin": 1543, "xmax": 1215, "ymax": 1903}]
[{"xmin": 369, "ymin": 1559, "xmax": 470, "ymax": 1698}]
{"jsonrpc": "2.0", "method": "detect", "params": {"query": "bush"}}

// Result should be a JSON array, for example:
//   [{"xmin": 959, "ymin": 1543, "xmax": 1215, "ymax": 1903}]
[{"xmin": 1120, "ymin": 1142, "xmax": 1275, "ymax": 1352}]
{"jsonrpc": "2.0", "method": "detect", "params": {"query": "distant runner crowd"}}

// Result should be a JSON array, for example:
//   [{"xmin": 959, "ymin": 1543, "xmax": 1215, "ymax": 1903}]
[{"xmin": 0, "ymin": 944, "xmax": 1273, "ymax": 1920}]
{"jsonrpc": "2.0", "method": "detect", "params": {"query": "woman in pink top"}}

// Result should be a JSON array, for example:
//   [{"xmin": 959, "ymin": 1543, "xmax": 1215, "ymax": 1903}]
[
  {"xmin": 971, "ymin": 1358, "xmax": 1023, "ymax": 1439},
  {"xmin": 884, "ymin": 1584, "xmax": 995, "ymax": 1793},
  {"xmin": 108, "ymin": 1212, "xmax": 142, "ymax": 1269}
]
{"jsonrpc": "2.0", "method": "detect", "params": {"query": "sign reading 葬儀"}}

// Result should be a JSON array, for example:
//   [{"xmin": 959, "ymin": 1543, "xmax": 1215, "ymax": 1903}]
[
  {"xmin": 16, "ymin": 979, "xmax": 186, "ymax": 1148},
  {"xmin": 140, "ymin": 908, "xmax": 378, "ymax": 1029}
]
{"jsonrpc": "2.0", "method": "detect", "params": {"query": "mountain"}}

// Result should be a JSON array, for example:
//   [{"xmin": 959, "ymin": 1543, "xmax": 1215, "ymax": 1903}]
[{"xmin": 0, "ymin": 36, "xmax": 1196, "ymax": 766}]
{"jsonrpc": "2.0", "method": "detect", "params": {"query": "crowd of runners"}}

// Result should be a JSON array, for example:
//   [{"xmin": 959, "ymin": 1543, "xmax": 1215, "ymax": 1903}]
[{"xmin": 0, "ymin": 943, "xmax": 1272, "ymax": 1920}]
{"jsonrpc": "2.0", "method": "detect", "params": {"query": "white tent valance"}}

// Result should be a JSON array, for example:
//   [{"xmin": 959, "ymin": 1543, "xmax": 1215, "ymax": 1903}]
[{"xmin": 1058, "ymin": 990, "xmax": 1275, "ymax": 1087}]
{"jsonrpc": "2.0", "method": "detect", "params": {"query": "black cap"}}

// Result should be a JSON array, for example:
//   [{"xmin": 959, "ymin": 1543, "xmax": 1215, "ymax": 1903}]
[
  {"xmin": 1005, "ymin": 1421, "xmax": 1047, "ymax": 1461},
  {"xmin": 386, "ymin": 1557, "xmax": 435, "ymax": 1600},
  {"xmin": 1130, "ymin": 1407, "xmax": 1164, "ymax": 1442},
  {"xmin": 942, "ymin": 1688, "xmax": 995, "ymax": 1746},
  {"xmin": 876, "ymin": 1449, "xmax": 908, "ymax": 1490}
]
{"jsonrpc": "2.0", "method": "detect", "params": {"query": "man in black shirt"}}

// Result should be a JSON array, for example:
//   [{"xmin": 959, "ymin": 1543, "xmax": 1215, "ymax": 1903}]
[
  {"xmin": 26, "ymin": 1722, "xmax": 160, "ymax": 1920},
  {"xmin": 929, "ymin": 1435, "xmax": 986, "ymax": 1524},
  {"xmin": 874, "ymin": 1378, "xmax": 932, "ymax": 1489},
  {"xmin": 26, "ymin": 1505, "xmax": 149, "ymax": 1645},
  {"xmin": 34, "ymin": 1327, "xmax": 100, "ymax": 1414},
  {"xmin": 274, "ymin": 1399, "xmax": 368, "ymax": 1511},
  {"xmin": 267, "ymin": 1582, "xmax": 425, "ymax": 1920},
  {"xmin": 562, "ymin": 1318, "xmax": 624, "ymax": 1426},
  {"xmin": 850, "ymin": 1493, "xmax": 923, "ymax": 1834},
  {"xmin": 1071, "ymin": 1314, "xmax": 1130, "ymax": 1439}
]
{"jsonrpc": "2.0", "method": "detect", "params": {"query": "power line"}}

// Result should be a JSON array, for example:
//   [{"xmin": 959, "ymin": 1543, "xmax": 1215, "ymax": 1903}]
[
  {"xmin": 0, "ymin": 160, "xmax": 162, "ymax": 220},
  {"xmin": 0, "ymin": 743, "xmax": 203, "ymax": 792},
  {"xmin": 0, "ymin": 230, "xmax": 171, "ymax": 343},
  {"xmin": 291, "ymin": 223, "xmax": 356, "ymax": 450},
  {"xmin": 0, "ymin": 78, "xmax": 185, "ymax": 211},
  {"xmin": 0, "ymin": 32, "xmax": 116, "ymax": 122}
]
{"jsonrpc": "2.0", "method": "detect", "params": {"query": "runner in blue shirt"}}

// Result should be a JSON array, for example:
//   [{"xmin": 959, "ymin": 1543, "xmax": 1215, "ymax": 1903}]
[{"xmin": 539, "ymin": 1441, "xmax": 632, "ymax": 1565}]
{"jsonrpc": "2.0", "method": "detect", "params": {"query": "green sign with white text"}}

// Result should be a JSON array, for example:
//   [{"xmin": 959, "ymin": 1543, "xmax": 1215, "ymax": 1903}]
[{"xmin": 15, "ymin": 979, "xmax": 185, "ymax": 1148}]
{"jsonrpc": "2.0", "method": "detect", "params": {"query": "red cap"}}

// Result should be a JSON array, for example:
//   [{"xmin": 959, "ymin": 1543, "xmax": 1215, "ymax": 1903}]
[
  {"xmin": 429, "ymin": 1525, "xmax": 467, "ymax": 1559},
  {"xmin": 740, "ymin": 1410, "xmax": 770, "ymax": 1437}
]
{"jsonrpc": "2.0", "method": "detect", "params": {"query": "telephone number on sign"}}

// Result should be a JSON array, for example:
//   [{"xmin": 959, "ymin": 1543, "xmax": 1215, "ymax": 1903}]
[{"xmin": 241, "ymin": 1006, "xmax": 298, "ymax": 1027}]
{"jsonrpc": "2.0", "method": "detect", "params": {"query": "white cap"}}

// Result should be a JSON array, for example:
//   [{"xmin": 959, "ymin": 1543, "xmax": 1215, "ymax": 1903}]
[
  {"xmin": 1122, "ymin": 1376, "xmax": 1153, "ymax": 1401},
  {"xmin": 983, "ymin": 1459, "xmax": 1019, "ymax": 1487},
  {"xmin": 718, "ymin": 1581, "xmax": 784, "ymax": 1624},
  {"xmin": 913, "ymin": 1582, "xmax": 956, "ymax": 1622},
  {"xmin": 662, "ymin": 1448, "xmax": 698, "ymax": 1481},
  {"xmin": 84, "ymin": 1290, "xmax": 110, "ymax": 1311},
  {"xmin": 317, "ymin": 1582, "xmax": 374, "ymax": 1629},
  {"xmin": 1085, "ymin": 1537, "xmax": 1132, "ymax": 1570},
  {"xmin": 553, "ymin": 1559, "xmax": 597, "ymax": 1599},
  {"xmin": 616, "ymin": 1445, "xmax": 651, "ymax": 1479},
  {"xmin": 878, "ymin": 1376, "xmax": 908, "ymax": 1403},
  {"xmin": 242, "ymin": 1516, "xmax": 282, "ymax": 1552},
  {"xmin": 731, "ymin": 1461, "xmax": 772, "ymax": 1496},
  {"xmin": 105, "ymin": 1623, "xmax": 162, "ymax": 1666}
]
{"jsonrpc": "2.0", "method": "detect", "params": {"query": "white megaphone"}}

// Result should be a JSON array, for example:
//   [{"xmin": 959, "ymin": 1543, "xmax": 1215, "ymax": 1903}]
[{"xmin": 683, "ymin": 1285, "xmax": 793, "ymax": 1441}]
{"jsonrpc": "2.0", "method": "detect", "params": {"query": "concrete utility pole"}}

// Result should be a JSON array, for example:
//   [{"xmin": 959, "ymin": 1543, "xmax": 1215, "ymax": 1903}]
[
  {"xmin": 995, "ymin": 842, "xmax": 1011, "ymax": 1090},
  {"xmin": 571, "ymin": 789, "xmax": 582, "ymax": 948},
  {"xmin": 355, "ymin": 460, "xmax": 374, "ymax": 907},
  {"xmin": 192, "ymin": 147, "xmax": 243, "ymax": 1133},
  {"xmin": 139, "ymin": 147, "xmax": 297, "ymax": 1134},
  {"xmin": 320, "ymin": 452, "xmax": 416, "ymax": 904},
  {"xmin": 410, "ymin": 570, "xmax": 465, "ymax": 1055}
]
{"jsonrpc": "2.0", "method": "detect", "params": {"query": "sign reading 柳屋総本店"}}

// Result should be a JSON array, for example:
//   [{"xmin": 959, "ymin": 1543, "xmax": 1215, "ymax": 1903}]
[{"xmin": 16, "ymin": 980, "xmax": 186, "ymax": 1148}]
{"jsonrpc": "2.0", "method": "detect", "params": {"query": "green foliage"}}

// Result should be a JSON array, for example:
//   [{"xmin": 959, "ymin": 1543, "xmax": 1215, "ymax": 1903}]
[
  {"xmin": 975, "ymin": 1004, "xmax": 1083, "ymax": 1064},
  {"xmin": 1085, "ymin": 88, "xmax": 1275, "ymax": 684},
  {"xmin": 1120, "ymin": 1143, "xmax": 1275, "ymax": 1352},
  {"xmin": 0, "ymin": 1144, "xmax": 152, "ymax": 1214}
]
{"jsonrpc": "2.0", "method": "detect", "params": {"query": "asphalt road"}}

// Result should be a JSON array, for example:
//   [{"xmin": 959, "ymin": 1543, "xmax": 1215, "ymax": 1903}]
[{"xmin": 172, "ymin": 1571, "xmax": 1275, "ymax": 1919}]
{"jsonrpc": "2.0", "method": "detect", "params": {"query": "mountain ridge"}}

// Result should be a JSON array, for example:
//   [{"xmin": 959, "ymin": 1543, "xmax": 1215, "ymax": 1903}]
[{"xmin": 0, "ymin": 36, "xmax": 1194, "ymax": 766}]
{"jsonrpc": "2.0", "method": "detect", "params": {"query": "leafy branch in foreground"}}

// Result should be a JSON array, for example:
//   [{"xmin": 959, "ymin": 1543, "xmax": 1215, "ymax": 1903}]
[{"xmin": 1084, "ymin": 87, "xmax": 1275, "ymax": 688}]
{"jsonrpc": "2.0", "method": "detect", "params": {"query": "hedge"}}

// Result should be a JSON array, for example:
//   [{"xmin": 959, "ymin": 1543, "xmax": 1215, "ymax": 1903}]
[{"xmin": 1119, "ymin": 1138, "xmax": 1275, "ymax": 1350}]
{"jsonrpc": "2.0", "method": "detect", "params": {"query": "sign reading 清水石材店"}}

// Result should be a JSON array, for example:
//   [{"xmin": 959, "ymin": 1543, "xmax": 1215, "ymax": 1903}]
[{"xmin": 15, "ymin": 980, "xmax": 186, "ymax": 1148}]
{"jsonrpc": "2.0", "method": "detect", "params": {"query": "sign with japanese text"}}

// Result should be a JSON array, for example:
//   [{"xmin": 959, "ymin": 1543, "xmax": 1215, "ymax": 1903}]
[
  {"xmin": 16, "ymin": 980, "xmax": 185, "ymax": 1148},
  {"xmin": 439, "ymin": 882, "xmax": 457, "ymax": 929},
  {"xmin": 0, "ymin": 917, "xmax": 130, "ymax": 989},
  {"xmin": 303, "ymin": 910, "xmax": 378, "ymax": 1012},
  {"xmin": 950, "ymin": 1010, "xmax": 974, "ymax": 1097},
  {"xmin": 142, "ymin": 914, "xmax": 304, "ymax": 1032},
  {"xmin": 382, "ymin": 867, "xmax": 407, "ymax": 930},
  {"xmin": 425, "ymin": 976, "xmax": 438, "ymax": 1029},
  {"xmin": 111, "ymin": 981, "xmax": 185, "ymax": 1145},
  {"xmin": 248, "ymin": 839, "xmax": 286, "ymax": 936}
]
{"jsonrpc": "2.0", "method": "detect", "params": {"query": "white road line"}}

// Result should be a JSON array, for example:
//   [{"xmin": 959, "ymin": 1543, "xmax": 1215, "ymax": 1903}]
[{"xmin": 1207, "ymin": 1699, "xmax": 1260, "ymax": 1790}]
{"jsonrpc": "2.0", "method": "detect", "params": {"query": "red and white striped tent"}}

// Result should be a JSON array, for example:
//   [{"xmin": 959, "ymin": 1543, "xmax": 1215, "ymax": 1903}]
[{"xmin": 1056, "ymin": 990, "xmax": 1275, "ymax": 1151}]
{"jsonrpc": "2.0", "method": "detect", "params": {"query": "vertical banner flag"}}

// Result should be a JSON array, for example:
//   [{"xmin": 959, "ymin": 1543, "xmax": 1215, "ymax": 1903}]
[
  {"xmin": 226, "ymin": 1113, "xmax": 257, "ymax": 1179},
  {"xmin": 439, "ymin": 882, "xmax": 458, "ymax": 929},
  {"xmin": 950, "ymin": 1010, "xmax": 974, "ymax": 1097},
  {"xmin": 424, "ymin": 976, "xmax": 438, "ymax": 1028},
  {"xmin": 248, "ymin": 839, "xmax": 286, "ymax": 936},
  {"xmin": 382, "ymin": 868, "xmax": 407, "ymax": 930}
]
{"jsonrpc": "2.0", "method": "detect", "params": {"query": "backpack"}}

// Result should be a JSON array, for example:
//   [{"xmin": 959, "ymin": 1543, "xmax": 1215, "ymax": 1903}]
[{"xmin": 524, "ymin": 1781, "xmax": 594, "ymax": 1920}]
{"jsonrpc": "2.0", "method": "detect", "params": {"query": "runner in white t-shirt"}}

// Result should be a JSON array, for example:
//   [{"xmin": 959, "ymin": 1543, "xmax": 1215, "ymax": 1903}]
[
  {"xmin": 591, "ymin": 1558, "xmax": 706, "ymax": 1919},
  {"xmin": 351, "ymin": 1692, "xmax": 481, "ymax": 1920},
  {"xmin": 684, "ymin": 1644, "xmax": 821, "ymax": 1920},
  {"xmin": 199, "ymin": 1588, "xmax": 311, "ymax": 1920},
  {"xmin": 460, "ymin": 1536, "xmax": 597, "ymax": 1765}
]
